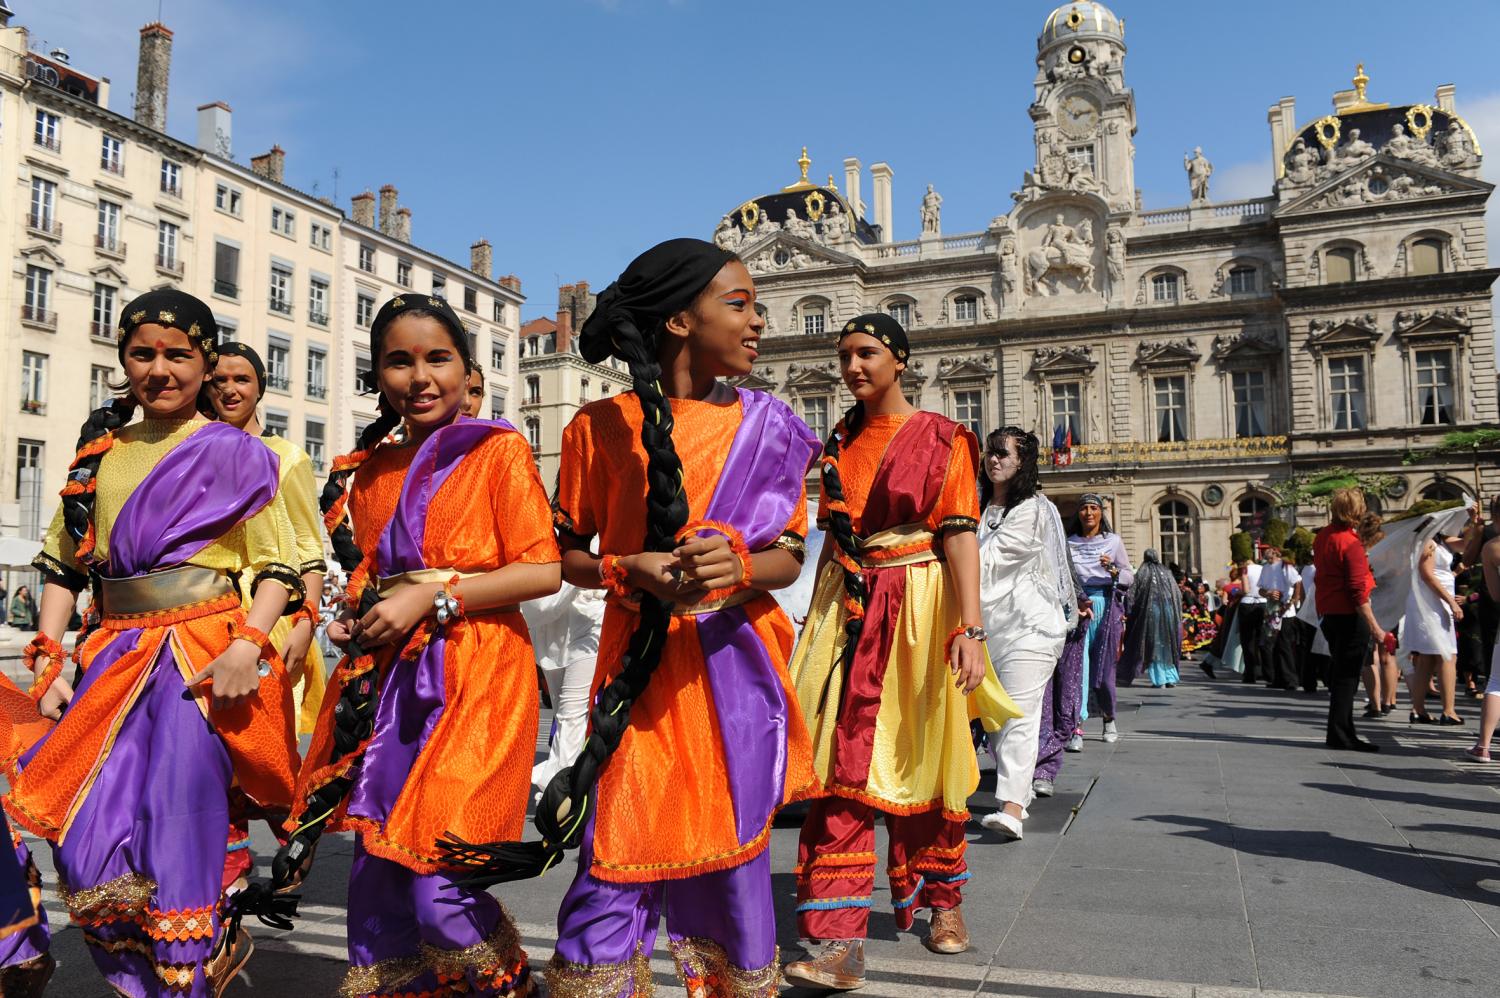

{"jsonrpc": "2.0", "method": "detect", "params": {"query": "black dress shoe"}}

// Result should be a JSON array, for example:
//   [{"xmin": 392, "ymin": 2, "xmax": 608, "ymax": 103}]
[
  {"xmin": 1200, "ymin": 661, "xmax": 1216, "ymax": 679},
  {"xmin": 1326, "ymin": 739, "xmax": 1381, "ymax": 752}
]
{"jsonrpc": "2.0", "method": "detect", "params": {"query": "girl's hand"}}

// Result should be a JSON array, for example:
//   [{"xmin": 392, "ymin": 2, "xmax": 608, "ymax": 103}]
[
  {"xmin": 37, "ymin": 671, "xmax": 73, "ymax": 721},
  {"xmin": 326, "ymin": 614, "xmax": 354, "ymax": 649},
  {"xmin": 186, "ymin": 639, "xmax": 263, "ymax": 710},
  {"xmin": 674, "ymin": 534, "xmax": 744, "ymax": 592},
  {"xmin": 1099, "ymin": 553, "xmax": 1114, "ymax": 568},
  {"xmin": 950, "ymin": 635, "xmax": 986, "ymax": 694},
  {"xmin": 355, "ymin": 585, "xmax": 436, "ymax": 648},
  {"xmin": 1452, "ymin": 602, "xmax": 1465, "ymax": 623},
  {"xmin": 280, "ymin": 618, "xmax": 314, "ymax": 680},
  {"xmin": 619, "ymin": 552, "xmax": 694, "ymax": 604}
]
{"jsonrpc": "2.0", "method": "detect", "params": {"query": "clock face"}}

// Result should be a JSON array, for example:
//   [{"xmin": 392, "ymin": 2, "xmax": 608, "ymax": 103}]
[{"xmin": 1059, "ymin": 96, "xmax": 1099, "ymax": 139}]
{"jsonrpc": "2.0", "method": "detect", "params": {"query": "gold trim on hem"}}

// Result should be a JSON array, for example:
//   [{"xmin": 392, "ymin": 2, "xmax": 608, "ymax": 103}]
[
  {"xmin": 669, "ymin": 936, "xmax": 781, "ymax": 998},
  {"xmin": 59, "ymin": 873, "xmax": 157, "ymax": 922},
  {"xmin": 544, "ymin": 944, "xmax": 654, "ymax": 998}
]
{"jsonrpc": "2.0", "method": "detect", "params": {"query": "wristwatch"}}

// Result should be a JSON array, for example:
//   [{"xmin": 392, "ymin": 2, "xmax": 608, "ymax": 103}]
[{"xmin": 962, "ymin": 625, "xmax": 988, "ymax": 642}]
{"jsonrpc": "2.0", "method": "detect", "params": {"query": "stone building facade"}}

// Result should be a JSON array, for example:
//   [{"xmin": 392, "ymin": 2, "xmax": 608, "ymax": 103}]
[
  {"xmin": 517, "ymin": 282, "xmax": 632, "ymax": 488},
  {"xmin": 0, "ymin": 12, "xmax": 522, "ymax": 575},
  {"xmin": 711, "ymin": 1, "xmax": 1497, "ymax": 577}
]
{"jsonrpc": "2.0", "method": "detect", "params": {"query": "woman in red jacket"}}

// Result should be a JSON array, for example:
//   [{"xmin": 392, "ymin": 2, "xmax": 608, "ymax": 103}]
[{"xmin": 1313, "ymin": 488, "xmax": 1389, "ymax": 751}]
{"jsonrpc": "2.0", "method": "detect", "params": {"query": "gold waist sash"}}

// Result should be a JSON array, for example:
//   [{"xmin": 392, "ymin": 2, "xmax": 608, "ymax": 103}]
[
  {"xmin": 375, "ymin": 568, "xmax": 517, "ymax": 615},
  {"xmin": 851, "ymin": 523, "xmax": 939, "ymax": 570},
  {"xmin": 671, "ymin": 587, "xmax": 759, "ymax": 616},
  {"xmin": 99, "ymin": 565, "xmax": 236, "ymax": 620}
]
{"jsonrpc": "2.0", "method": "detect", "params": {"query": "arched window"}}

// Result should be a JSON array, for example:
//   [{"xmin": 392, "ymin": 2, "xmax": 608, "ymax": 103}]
[
  {"xmin": 1325, "ymin": 246, "xmax": 1358, "ymax": 283},
  {"xmin": 798, "ymin": 299, "xmax": 828, "ymax": 336},
  {"xmin": 1410, "ymin": 238, "xmax": 1444, "ymax": 276},
  {"xmin": 524, "ymin": 418, "xmax": 541, "ymax": 452},
  {"xmin": 1158, "ymin": 500, "xmax": 1195, "ymax": 572},
  {"xmin": 953, "ymin": 294, "xmax": 978, "ymax": 322},
  {"xmin": 1420, "ymin": 480, "xmax": 1468, "ymax": 503},
  {"xmin": 885, "ymin": 299, "xmax": 911, "ymax": 328},
  {"xmin": 1151, "ymin": 273, "xmax": 1179, "ymax": 303},
  {"xmin": 525, "ymin": 375, "xmax": 540, "ymax": 405},
  {"xmin": 1237, "ymin": 496, "xmax": 1270, "ymax": 536}
]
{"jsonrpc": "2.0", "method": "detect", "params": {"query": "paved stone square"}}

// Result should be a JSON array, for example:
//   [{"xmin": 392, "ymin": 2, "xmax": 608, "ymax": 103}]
[{"xmin": 11, "ymin": 660, "xmax": 1499, "ymax": 997}]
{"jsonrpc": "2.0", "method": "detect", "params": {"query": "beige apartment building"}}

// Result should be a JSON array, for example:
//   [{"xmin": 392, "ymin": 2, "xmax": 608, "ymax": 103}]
[
  {"xmin": 338, "ymin": 188, "xmax": 524, "ymax": 453},
  {"xmin": 0, "ymin": 11, "xmax": 522, "ymax": 581}
]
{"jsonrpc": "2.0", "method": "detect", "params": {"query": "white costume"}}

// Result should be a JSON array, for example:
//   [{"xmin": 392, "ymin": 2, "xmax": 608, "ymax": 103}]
[
  {"xmin": 978, "ymin": 494, "xmax": 1075, "ymax": 808},
  {"xmin": 521, "ymin": 582, "xmax": 607, "ymax": 790},
  {"xmin": 1403, "ymin": 541, "xmax": 1458, "ymax": 658}
]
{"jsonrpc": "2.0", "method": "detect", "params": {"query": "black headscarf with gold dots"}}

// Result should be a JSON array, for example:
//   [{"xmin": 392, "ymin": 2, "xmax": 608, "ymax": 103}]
[
  {"xmin": 115, "ymin": 289, "xmax": 219, "ymax": 364},
  {"xmin": 838, "ymin": 311, "xmax": 909, "ymax": 361}
]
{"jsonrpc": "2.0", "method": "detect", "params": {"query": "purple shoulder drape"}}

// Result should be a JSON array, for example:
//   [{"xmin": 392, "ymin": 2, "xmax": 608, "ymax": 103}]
[
  {"xmin": 692, "ymin": 389, "xmax": 819, "ymax": 846},
  {"xmin": 350, "ymin": 417, "xmax": 520, "ymax": 824},
  {"xmin": 108, "ymin": 421, "xmax": 280, "ymax": 577}
]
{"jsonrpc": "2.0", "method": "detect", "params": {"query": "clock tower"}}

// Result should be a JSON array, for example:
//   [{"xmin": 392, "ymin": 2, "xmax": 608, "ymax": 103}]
[{"xmin": 1027, "ymin": 2, "xmax": 1137, "ymax": 214}]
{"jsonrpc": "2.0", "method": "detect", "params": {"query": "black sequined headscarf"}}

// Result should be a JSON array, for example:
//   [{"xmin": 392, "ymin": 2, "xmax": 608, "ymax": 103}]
[
  {"xmin": 360, "ymin": 293, "xmax": 473, "ymax": 392},
  {"xmin": 837, "ymin": 311, "xmax": 910, "ymax": 361},
  {"xmin": 115, "ymin": 289, "xmax": 219, "ymax": 364}
]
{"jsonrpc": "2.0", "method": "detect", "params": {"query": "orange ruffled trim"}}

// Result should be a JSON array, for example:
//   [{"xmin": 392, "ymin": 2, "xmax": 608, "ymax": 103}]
[
  {"xmin": 675, "ymin": 519, "xmax": 753, "ymax": 605},
  {"xmin": 820, "ymin": 782, "xmax": 972, "ymax": 820},
  {"xmin": 22, "ymin": 634, "xmax": 64, "ymax": 701}
]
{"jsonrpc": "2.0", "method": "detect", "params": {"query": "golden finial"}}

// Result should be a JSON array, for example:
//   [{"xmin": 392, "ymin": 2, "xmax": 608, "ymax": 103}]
[
  {"xmin": 827, "ymin": 174, "xmax": 837, "ymax": 191},
  {"xmin": 1353, "ymin": 62, "xmax": 1369, "ymax": 102},
  {"xmin": 782, "ymin": 146, "xmax": 817, "ymax": 191}
]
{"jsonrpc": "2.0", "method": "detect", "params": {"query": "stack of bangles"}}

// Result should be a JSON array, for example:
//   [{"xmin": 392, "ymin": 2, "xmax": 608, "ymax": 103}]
[
  {"xmin": 599, "ymin": 554, "xmax": 633, "ymax": 600},
  {"xmin": 674, "ymin": 520, "xmax": 754, "ymax": 602},
  {"xmin": 23, "ymin": 633, "xmax": 65, "ymax": 702}
]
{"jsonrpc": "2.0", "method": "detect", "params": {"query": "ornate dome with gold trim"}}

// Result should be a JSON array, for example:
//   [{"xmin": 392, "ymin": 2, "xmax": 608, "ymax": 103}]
[
  {"xmin": 1039, "ymin": 2, "xmax": 1124, "ymax": 51},
  {"xmin": 720, "ymin": 147, "xmax": 880, "ymax": 245}
]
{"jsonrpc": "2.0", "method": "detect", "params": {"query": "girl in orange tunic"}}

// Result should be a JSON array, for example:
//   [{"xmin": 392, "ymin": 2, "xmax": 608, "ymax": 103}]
[
  {"xmin": 786, "ymin": 313, "xmax": 1018, "ymax": 987},
  {"xmin": 522, "ymin": 239, "xmax": 819, "ymax": 997},
  {"xmin": 282, "ymin": 295, "xmax": 560, "ymax": 997}
]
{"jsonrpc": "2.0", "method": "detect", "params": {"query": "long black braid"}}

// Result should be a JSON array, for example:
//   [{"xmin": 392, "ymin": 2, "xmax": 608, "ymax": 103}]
[
  {"xmin": 441, "ymin": 250, "xmax": 714, "ymax": 886},
  {"xmin": 815, "ymin": 401, "xmax": 868, "ymax": 713}
]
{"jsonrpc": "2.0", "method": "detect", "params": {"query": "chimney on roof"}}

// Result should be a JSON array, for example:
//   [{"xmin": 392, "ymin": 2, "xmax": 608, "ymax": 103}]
[
  {"xmin": 395, "ymin": 206, "xmax": 411, "ymax": 242},
  {"xmin": 351, "ymin": 190, "xmax": 375, "ymax": 228},
  {"xmin": 556, "ymin": 307, "xmax": 574, "ymax": 354},
  {"xmin": 134, "ymin": 22, "xmax": 173, "ymax": 132},
  {"xmin": 558, "ymin": 280, "xmax": 595, "ymax": 330},
  {"xmin": 498, "ymin": 274, "xmax": 521, "ymax": 293},
  {"xmin": 379, "ymin": 185, "xmax": 398, "ymax": 234},
  {"xmin": 470, "ymin": 239, "xmax": 493, "ymax": 279},
  {"xmin": 249, "ymin": 145, "xmax": 285, "ymax": 184},
  {"xmin": 196, "ymin": 101, "xmax": 232, "ymax": 158}
]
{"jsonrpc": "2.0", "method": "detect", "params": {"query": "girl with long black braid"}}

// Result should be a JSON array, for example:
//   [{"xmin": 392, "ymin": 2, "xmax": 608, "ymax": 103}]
[
  {"xmin": 787, "ymin": 314, "xmax": 1019, "ymax": 989},
  {"xmin": 533, "ymin": 238, "xmax": 819, "ymax": 998},
  {"xmin": 4, "ymin": 289, "xmax": 304, "ymax": 997},
  {"xmin": 282, "ymin": 294, "xmax": 561, "ymax": 997}
]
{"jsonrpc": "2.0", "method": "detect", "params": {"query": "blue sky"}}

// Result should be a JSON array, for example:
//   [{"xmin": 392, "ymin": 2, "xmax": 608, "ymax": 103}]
[{"xmin": 23, "ymin": 0, "xmax": 1500, "ymax": 320}]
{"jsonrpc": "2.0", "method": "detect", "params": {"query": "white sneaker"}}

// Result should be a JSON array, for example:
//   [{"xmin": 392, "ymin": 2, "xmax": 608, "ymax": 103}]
[
  {"xmin": 1103, "ymin": 720, "xmax": 1119, "ymax": 743},
  {"xmin": 1031, "ymin": 778, "xmax": 1055, "ymax": 798},
  {"xmin": 980, "ymin": 810, "xmax": 1023, "ymax": 840},
  {"xmin": 1065, "ymin": 733, "xmax": 1084, "ymax": 753}
]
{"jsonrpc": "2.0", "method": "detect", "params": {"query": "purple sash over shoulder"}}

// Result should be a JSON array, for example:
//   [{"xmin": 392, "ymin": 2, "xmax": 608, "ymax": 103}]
[
  {"xmin": 350, "ymin": 417, "xmax": 518, "ymax": 824},
  {"xmin": 107, "ymin": 421, "xmax": 281, "ymax": 577},
  {"xmin": 691, "ymin": 389, "xmax": 819, "ymax": 847}
]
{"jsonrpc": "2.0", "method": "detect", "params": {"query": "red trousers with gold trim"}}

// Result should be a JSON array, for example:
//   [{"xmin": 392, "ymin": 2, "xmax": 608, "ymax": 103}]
[{"xmin": 794, "ymin": 796, "xmax": 969, "ymax": 941}]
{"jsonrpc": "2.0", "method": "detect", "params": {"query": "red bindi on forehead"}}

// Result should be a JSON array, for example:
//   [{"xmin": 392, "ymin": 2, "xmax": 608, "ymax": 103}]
[{"xmin": 154, "ymin": 339, "xmax": 167, "ymax": 350}]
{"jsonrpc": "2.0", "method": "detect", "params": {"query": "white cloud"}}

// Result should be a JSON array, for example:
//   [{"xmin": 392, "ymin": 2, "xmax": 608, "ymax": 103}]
[{"xmin": 1211, "ymin": 157, "xmax": 1274, "ymax": 202}]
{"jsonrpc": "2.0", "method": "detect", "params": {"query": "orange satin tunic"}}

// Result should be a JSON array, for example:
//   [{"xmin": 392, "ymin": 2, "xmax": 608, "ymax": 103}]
[
  {"xmin": 816, "ymin": 412, "xmax": 980, "ymax": 534},
  {"xmin": 300, "ymin": 429, "xmax": 559, "ymax": 873},
  {"xmin": 555, "ymin": 393, "xmax": 815, "ymax": 882}
]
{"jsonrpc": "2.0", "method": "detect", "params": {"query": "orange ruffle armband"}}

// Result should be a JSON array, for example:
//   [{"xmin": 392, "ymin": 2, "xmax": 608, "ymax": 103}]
[
  {"xmin": 675, "ymin": 520, "xmax": 753, "ymax": 604},
  {"xmin": 23, "ymin": 634, "xmax": 65, "ymax": 702}
]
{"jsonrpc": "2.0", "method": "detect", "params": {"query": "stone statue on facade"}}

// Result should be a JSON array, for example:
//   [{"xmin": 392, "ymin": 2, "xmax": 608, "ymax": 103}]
[
  {"xmin": 1282, "ymin": 138, "xmax": 1318, "ymax": 187},
  {"xmin": 998, "ymin": 237, "xmax": 1021, "ymax": 297},
  {"xmin": 920, "ymin": 184, "xmax": 942, "ymax": 235},
  {"xmin": 1184, "ymin": 146, "xmax": 1212, "ymax": 202},
  {"xmin": 1332, "ymin": 128, "xmax": 1375, "ymax": 171},
  {"xmin": 783, "ymin": 208, "xmax": 814, "ymax": 240},
  {"xmin": 1106, "ymin": 226, "xmax": 1125, "ymax": 282},
  {"xmin": 1440, "ymin": 121, "xmax": 1480, "ymax": 170},
  {"xmin": 1384, "ymin": 123, "xmax": 1438, "ymax": 166},
  {"xmin": 1062, "ymin": 149, "xmax": 1102, "ymax": 195},
  {"xmin": 1026, "ymin": 214, "xmax": 1095, "ymax": 296},
  {"xmin": 713, "ymin": 213, "xmax": 743, "ymax": 250}
]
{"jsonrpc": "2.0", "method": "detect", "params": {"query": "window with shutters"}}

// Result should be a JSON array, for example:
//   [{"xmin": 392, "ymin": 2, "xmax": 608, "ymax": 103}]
[
  {"xmin": 213, "ymin": 242, "xmax": 239, "ymax": 299},
  {"xmin": 1325, "ymin": 247, "xmax": 1357, "ymax": 283}
]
